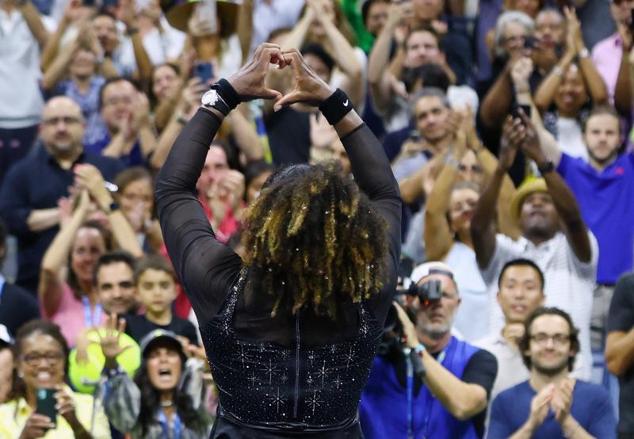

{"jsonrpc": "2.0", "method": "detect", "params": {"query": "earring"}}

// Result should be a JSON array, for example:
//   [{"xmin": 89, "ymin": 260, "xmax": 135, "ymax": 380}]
[{"xmin": 17, "ymin": 371, "xmax": 24, "ymax": 379}]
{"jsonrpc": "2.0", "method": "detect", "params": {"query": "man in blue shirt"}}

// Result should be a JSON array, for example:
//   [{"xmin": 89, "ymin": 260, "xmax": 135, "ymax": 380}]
[
  {"xmin": 487, "ymin": 307, "xmax": 616, "ymax": 438},
  {"xmin": 0, "ymin": 96, "xmax": 122, "ymax": 293}
]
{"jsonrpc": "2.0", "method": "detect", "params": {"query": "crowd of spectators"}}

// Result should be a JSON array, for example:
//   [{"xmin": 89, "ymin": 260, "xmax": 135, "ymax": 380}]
[{"xmin": 0, "ymin": 0, "xmax": 633, "ymax": 437}]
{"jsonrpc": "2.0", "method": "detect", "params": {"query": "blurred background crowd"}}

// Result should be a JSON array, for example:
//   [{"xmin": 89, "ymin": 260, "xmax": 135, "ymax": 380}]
[{"xmin": 0, "ymin": 0, "xmax": 634, "ymax": 437}]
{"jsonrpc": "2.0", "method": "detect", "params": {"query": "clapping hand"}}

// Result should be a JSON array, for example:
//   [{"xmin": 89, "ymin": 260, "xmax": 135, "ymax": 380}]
[
  {"xmin": 528, "ymin": 383, "xmax": 555, "ymax": 429},
  {"xmin": 551, "ymin": 378, "xmax": 574, "ymax": 424}
]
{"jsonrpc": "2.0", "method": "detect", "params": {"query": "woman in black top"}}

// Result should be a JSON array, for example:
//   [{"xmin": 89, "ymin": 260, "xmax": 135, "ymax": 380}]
[{"xmin": 155, "ymin": 44, "xmax": 401, "ymax": 438}]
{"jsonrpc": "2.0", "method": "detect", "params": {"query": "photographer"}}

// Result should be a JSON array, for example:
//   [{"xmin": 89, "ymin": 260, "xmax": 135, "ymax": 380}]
[{"xmin": 359, "ymin": 262, "xmax": 498, "ymax": 439}]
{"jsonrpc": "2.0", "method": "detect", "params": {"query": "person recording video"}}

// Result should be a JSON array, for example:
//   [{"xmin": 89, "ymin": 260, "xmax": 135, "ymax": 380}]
[{"xmin": 359, "ymin": 262, "xmax": 498, "ymax": 439}]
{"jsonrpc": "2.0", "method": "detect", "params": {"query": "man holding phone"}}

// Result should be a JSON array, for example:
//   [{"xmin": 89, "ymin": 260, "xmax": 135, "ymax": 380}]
[{"xmin": 470, "ymin": 114, "xmax": 598, "ymax": 380}]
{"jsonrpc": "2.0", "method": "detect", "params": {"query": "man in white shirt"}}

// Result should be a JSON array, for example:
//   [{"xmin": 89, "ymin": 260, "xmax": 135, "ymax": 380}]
[
  {"xmin": 475, "ymin": 258, "xmax": 585, "ymax": 401},
  {"xmin": 470, "ymin": 115, "xmax": 598, "ymax": 379},
  {"xmin": 0, "ymin": 0, "xmax": 50, "ymax": 185}
]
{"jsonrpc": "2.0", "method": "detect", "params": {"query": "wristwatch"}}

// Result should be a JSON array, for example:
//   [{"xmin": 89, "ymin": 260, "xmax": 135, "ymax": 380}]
[
  {"xmin": 538, "ymin": 160, "xmax": 555, "ymax": 175},
  {"xmin": 413, "ymin": 343, "xmax": 426, "ymax": 355},
  {"xmin": 201, "ymin": 89, "xmax": 230, "ymax": 116},
  {"xmin": 103, "ymin": 201, "xmax": 119, "ymax": 215}
]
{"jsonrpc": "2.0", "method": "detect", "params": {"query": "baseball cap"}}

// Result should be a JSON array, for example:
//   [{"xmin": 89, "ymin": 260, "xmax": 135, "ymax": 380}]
[
  {"xmin": 410, "ymin": 261, "xmax": 455, "ymax": 283},
  {"xmin": 139, "ymin": 329, "xmax": 185, "ymax": 359}
]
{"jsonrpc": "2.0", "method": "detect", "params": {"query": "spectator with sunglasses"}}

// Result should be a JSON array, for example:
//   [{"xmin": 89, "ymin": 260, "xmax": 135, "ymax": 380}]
[{"xmin": 487, "ymin": 307, "xmax": 616, "ymax": 439}]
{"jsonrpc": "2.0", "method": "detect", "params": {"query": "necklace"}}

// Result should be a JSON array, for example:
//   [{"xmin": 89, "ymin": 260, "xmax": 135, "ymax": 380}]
[{"xmin": 160, "ymin": 400, "xmax": 174, "ymax": 408}]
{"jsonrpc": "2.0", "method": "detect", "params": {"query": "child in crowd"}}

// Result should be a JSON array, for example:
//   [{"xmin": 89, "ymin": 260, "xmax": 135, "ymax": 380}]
[{"xmin": 125, "ymin": 255, "xmax": 199, "ymax": 346}]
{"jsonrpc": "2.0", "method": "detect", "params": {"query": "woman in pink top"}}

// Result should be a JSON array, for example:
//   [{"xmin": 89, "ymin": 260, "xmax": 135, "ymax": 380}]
[{"xmin": 38, "ymin": 165, "xmax": 143, "ymax": 346}]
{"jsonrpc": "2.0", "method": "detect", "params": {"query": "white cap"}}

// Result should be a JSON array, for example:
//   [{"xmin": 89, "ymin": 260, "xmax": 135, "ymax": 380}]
[{"xmin": 410, "ymin": 261, "xmax": 455, "ymax": 283}]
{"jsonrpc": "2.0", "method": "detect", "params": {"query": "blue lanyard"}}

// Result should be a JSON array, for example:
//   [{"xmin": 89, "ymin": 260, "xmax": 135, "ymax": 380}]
[
  {"xmin": 157, "ymin": 409, "xmax": 183, "ymax": 439},
  {"xmin": 420, "ymin": 349, "xmax": 447, "ymax": 439},
  {"xmin": 405, "ymin": 349, "xmax": 414, "ymax": 439},
  {"xmin": 81, "ymin": 297, "xmax": 102, "ymax": 328}
]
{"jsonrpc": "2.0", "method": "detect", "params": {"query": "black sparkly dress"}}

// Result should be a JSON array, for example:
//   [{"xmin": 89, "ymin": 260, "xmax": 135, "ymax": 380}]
[{"xmin": 156, "ymin": 108, "xmax": 401, "ymax": 438}]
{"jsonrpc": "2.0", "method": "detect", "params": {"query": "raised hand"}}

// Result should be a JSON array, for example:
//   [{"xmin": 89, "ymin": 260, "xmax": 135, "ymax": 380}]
[
  {"xmin": 227, "ymin": 43, "xmax": 287, "ymax": 101},
  {"xmin": 97, "ymin": 314, "xmax": 131, "ymax": 369},
  {"xmin": 517, "ymin": 112, "xmax": 547, "ymax": 164},
  {"xmin": 74, "ymin": 164, "xmax": 112, "ymax": 211},
  {"xmin": 499, "ymin": 117, "xmax": 522, "ymax": 171},
  {"xmin": 273, "ymin": 49, "xmax": 334, "ymax": 110},
  {"xmin": 511, "ymin": 56, "xmax": 534, "ymax": 94},
  {"xmin": 563, "ymin": 7, "xmax": 583, "ymax": 54}
]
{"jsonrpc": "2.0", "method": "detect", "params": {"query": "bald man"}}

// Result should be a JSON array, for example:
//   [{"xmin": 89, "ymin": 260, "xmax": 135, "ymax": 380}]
[{"xmin": 0, "ymin": 97, "xmax": 123, "ymax": 293}]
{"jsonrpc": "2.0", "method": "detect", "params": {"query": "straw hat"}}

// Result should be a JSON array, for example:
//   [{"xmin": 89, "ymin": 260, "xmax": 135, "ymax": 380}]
[{"xmin": 509, "ymin": 177, "xmax": 548, "ymax": 225}]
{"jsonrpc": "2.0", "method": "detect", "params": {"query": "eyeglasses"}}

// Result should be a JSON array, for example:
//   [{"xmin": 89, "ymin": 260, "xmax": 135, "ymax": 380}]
[
  {"xmin": 42, "ymin": 116, "xmax": 82, "ymax": 126},
  {"xmin": 530, "ymin": 333, "xmax": 570, "ymax": 346},
  {"xmin": 21, "ymin": 351, "xmax": 64, "ymax": 366}
]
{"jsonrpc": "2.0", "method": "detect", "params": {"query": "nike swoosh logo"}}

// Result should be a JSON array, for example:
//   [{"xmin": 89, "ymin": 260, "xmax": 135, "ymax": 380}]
[{"xmin": 343, "ymin": 100, "xmax": 349, "ymax": 107}]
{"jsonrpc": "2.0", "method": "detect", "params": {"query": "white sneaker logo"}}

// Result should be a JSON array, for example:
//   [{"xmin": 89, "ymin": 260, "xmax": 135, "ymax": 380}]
[{"xmin": 343, "ymin": 100, "xmax": 349, "ymax": 107}]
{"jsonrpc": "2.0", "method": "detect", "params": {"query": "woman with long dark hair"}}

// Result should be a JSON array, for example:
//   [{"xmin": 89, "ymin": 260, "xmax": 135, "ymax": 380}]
[
  {"xmin": 155, "ymin": 43, "xmax": 401, "ymax": 437},
  {"xmin": 101, "ymin": 321, "xmax": 212, "ymax": 438}
]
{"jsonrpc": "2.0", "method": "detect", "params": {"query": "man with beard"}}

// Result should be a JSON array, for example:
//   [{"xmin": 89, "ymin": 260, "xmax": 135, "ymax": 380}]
[
  {"xmin": 360, "ymin": 262, "xmax": 498, "ymax": 439},
  {"xmin": 487, "ymin": 307, "xmax": 616, "ymax": 438},
  {"xmin": 390, "ymin": 87, "xmax": 454, "ymax": 182},
  {"xmin": 0, "ymin": 97, "xmax": 122, "ymax": 293},
  {"xmin": 94, "ymin": 250, "xmax": 138, "ymax": 317},
  {"xmin": 471, "ymin": 115, "xmax": 598, "ymax": 380}
]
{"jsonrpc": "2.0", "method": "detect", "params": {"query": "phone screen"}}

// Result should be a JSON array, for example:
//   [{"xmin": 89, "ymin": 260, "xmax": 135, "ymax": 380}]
[
  {"xmin": 511, "ymin": 104, "xmax": 531, "ymax": 119},
  {"xmin": 36, "ymin": 388, "xmax": 57, "ymax": 426},
  {"xmin": 194, "ymin": 62, "xmax": 214, "ymax": 85}
]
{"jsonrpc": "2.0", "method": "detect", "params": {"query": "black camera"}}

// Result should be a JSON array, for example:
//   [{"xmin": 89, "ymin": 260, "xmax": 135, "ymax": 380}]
[{"xmin": 406, "ymin": 279, "xmax": 443, "ymax": 307}]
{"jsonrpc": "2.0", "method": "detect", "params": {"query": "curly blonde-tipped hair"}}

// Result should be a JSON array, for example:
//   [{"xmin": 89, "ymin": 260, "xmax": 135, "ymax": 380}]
[{"xmin": 241, "ymin": 162, "xmax": 389, "ymax": 318}]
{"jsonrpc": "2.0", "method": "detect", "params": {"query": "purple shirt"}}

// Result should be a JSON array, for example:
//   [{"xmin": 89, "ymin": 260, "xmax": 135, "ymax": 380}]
[
  {"xmin": 592, "ymin": 33, "xmax": 622, "ymax": 101},
  {"xmin": 557, "ymin": 152, "xmax": 634, "ymax": 284}
]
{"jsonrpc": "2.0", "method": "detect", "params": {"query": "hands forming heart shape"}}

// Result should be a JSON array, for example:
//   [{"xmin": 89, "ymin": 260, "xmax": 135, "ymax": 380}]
[{"xmin": 226, "ymin": 43, "xmax": 335, "ymax": 112}]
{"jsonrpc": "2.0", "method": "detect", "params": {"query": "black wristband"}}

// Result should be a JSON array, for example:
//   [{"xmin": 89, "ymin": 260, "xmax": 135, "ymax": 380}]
[
  {"xmin": 318, "ymin": 88, "xmax": 353, "ymax": 125},
  {"xmin": 212, "ymin": 79, "xmax": 241, "ymax": 111}
]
